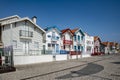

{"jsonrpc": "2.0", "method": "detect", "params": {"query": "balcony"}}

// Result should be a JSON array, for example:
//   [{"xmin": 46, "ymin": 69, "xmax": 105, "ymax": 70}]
[
  {"xmin": 51, "ymin": 36, "xmax": 59, "ymax": 41},
  {"xmin": 63, "ymin": 40, "xmax": 73, "ymax": 45},
  {"xmin": 77, "ymin": 41, "xmax": 82, "ymax": 45},
  {"xmin": 19, "ymin": 30, "xmax": 33, "ymax": 39}
]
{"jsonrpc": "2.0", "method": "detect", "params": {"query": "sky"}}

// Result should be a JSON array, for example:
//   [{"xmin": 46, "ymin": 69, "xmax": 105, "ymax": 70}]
[{"xmin": 0, "ymin": 0, "xmax": 120, "ymax": 43}]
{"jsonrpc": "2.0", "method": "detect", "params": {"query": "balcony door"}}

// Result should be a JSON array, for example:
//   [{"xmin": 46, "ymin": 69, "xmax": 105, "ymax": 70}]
[
  {"xmin": 56, "ymin": 44, "xmax": 59, "ymax": 53},
  {"xmin": 52, "ymin": 44, "xmax": 55, "ymax": 53},
  {"xmin": 23, "ymin": 41, "xmax": 29, "ymax": 55}
]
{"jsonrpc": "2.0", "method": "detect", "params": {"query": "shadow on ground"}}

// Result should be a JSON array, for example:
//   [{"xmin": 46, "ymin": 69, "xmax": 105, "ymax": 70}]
[
  {"xmin": 111, "ymin": 62, "xmax": 120, "ymax": 64},
  {"xmin": 55, "ymin": 63, "xmax": 104, "ymax": 79}
]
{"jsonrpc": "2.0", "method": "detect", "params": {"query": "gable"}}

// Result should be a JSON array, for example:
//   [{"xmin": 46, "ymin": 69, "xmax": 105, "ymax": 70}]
[
  {"xmin": 0, "ymin": 15, "xmax": 20, "ymax": 24},
  {"xmin": 46, "ymin": 27, "xmax": 60, "ymax": 34},
  {"xmin": 1, "ymin": 17, "xmax": 45, "ymax": 34},
  {"xmin": 74, "ymin": 29, "xmax": 84, "ymax": 36},
  {"xmin": 46, "ymin": 28, "xmax": 60, "ymax": 37},
  {"xmin": 63, "ymin": 29, "xmax": 73, "ymax": 36}
]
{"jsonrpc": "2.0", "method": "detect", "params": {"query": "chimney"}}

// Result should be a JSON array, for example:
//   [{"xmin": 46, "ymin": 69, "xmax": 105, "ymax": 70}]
[{"xmin": 32, "ymin": 16, "xmax": 37, "ymax": 24}]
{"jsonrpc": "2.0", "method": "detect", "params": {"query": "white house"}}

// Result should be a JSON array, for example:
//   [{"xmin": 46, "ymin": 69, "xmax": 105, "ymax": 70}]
[
  {"xmin": 84, "ymin": 33, "xmax": 94, "ymax": 57},
  {"xmin": 0, "ymin": 15, "xmax": 45, "ymax": 65},
  {"xmin": 44, "ymin": 26, "xmax": 61, "ymax": 54}
]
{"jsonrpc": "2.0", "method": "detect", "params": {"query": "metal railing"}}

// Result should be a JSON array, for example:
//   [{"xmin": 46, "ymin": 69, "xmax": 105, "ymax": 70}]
[{"xmin": 19, "ymin": 30, "xmax": 33, "ymax": 37}]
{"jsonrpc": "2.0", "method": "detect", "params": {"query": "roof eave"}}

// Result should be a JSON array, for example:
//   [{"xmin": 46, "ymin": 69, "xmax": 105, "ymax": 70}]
[{"xmin": 1, "ymin": 17, "xmax": 46, "ymax": 33}]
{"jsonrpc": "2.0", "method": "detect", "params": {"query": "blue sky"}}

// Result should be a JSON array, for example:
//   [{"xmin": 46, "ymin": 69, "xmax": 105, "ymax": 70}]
[{"xmin": 0, "ymin": 0, "xmax": 120, "ymax": 43}]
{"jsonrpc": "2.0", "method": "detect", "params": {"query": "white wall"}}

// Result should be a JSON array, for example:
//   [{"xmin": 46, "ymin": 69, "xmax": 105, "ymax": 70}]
[
  {"xmin": 2, "ymin": 24, "xmax": 11, "ymax": 46},
  {"xmin": 14, "ymin": 54, "xmax": 90, "ymax": 65},
  {"xmin": 14, "ymin": 54, "xmax": 69, "ymax": 65},
  {"xmin": 14, "ymin": 55, "xmax": 53, "ymax": 65}
]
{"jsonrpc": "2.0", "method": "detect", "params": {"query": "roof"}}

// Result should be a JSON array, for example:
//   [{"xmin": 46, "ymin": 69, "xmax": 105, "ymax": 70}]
[
  {"xmin": 71, "ymin": 28, "xmax": 79, "ymax": 33},
  {"xmin": 0, "ymin": 15, "xmax": 20, "ymax": 21},
  {"xmin": 94, "ymin": 36, "xmax": 101, "ymax": 42},
  {"xmin": 61, "ymin": 28, "xmax": 73, "ymax": 36},
  {"xmin": 102, "ymin": 42, "xmax": 109, "ymax": 46},
  {"xmin": 101, "ymin": 42, "xmax": 106, "ymax": 46},
  {"xmin": 102, "ymin": 42, "xmax": 118, "ymax": 46},
  {"xmin": 0, "ymin": 15, "xmax": 45, "ymax": 33},
  {"xmin": 109, "ymin": 42, "xmax": 115, "ymax": 46},
  {"xmin": 71, "ymin": 28, "xmax": 85, "ymax": 36},
  {"xmin": 44, "ymin": 26, "xmax": 61, "ymax": 33}
]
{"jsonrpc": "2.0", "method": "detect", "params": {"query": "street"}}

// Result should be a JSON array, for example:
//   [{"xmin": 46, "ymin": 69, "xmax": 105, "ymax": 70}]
[{"xmin": 0, "ymin": 54, "xmax": 120, "ymax": 80}]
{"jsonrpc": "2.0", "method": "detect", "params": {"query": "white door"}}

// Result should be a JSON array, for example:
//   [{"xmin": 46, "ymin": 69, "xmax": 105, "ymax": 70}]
[{"xmin": 23, "ymin": 41, "xmax": 29, "ymax": 55}]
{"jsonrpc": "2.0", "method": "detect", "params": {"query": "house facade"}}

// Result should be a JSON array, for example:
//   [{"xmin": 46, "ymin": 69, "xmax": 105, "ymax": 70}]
[
  {"xmin": 0, "ymin": 15, "xmax": 45, "ymax": 65},
  {"xmin": 84, "ymin": 33, "xmax": 94, "ymax": 55},
  {"xmin": 61, "ymin": 28, "xmax": 73, "ymax": 52},
  {"xmin": 71, "ymin": 28, "xmax": 84, "ymax": 54},
  {"xmin": 44, "ymin": 26, "xmax": 61, "ymax": 54},
  {"xmin": 93, "ymin": 36, "xmax": 101, "ymax": 55},
  {"xmin": 102, "ymin": 42, "xmax": 119, "ymax": 54}
]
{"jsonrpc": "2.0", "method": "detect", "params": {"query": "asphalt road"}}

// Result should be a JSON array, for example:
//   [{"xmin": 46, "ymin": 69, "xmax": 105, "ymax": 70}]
[{"xmin": 0, "ymin": 54, "xmax": 120, "ymax": 80}]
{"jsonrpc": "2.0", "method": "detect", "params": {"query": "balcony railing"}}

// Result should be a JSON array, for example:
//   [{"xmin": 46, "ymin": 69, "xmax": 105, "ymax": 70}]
[
  {"xmin": 51, "ymin": 36, "xmax": 59, "ymax": 41},
  {"xmin": 63, "ymin": 40, "xmax": 73, "ymax": 45},
  {"xmin": 77, "ymin": 40, "xmax": 84, "ymax": 45},
  {"xmin": 19, "ymin": 30, "xmax": 33, "ymax": 38}
]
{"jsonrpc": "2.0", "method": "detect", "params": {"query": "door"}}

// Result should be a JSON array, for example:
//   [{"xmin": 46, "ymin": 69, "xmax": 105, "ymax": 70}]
[
  {"xmin": 52, "ymin": 44, "xmax": 55, "ymax": 53},
  {"xmin": 56, "ymin": 44, "xmax": 59, "ymax": 53},
  {"xmin": 43, "ymin": 45, "xmax": 45, "ymax": 54},
  {"xmin": 23, "ymin": 41, "xmax": 29, "ymax": 54}
]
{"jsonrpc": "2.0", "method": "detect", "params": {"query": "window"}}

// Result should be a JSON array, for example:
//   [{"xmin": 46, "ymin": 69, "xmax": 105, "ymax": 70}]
[
  {"xmin": 74, "ymin": 35, "xmax": 76, "ymax": 41},
  {"xmin": 78, "ymin": 35, "xmax": 80, "ymax": 41},
  {"xmin": 52, "ymin": 32, "xmax": 55, "ymax": 39},
  {"xmin": 87, "ymin": 46, "xmax": 91, "ymax": 51},
  {"xmin": 81, "ymin": 36, "xmax": 83, "ymax": 40},
  {"xmin": 34, "ymin": 42, "xmax": 39, "ymax": 49},
  {"xmin": 92, "ymin": 42, "xmax": 93, "ymax": 44},
  {"xmin": 47, "ymin": 35, "xmax": 51, "ymax": 38},
  {"xmin": 87, "ymin": 41, "xmax": 91, "ymax": 44},
  {"xmin": 74, "ymin": 46, "xmax": 76, "ymax": 50},
  {"xmin": 56, "ymin": 36, "xmax": 59, "ymax": 40},
  {"xmin": 81, "ymin": 46, "xmax": 83, "ymax": 51},
  {"xmin": 48, "ymin": 43, "xmax": 51, "ymax": 47},
  {"xmin": 13, "ymin": 40, "xmax": 17, "ymax": 48},
  {"xmin": 64, "ymin": 45, "xmax": 65, "ymax": 49},
  {"xmin": 78, "ymin": 46, "xmax": 80, "ymax": 50}
]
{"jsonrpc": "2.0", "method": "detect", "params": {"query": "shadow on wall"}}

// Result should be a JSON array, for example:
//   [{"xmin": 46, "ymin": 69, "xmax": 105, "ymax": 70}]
[{"xmin": 55, "ymin": 63, "xmax": 104, "ymax": 79}]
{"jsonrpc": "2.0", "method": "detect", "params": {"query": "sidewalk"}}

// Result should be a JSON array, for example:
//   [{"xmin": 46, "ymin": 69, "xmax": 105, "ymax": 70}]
[{"xmin": 0, "ymin": 55, "xmax": 113, "ymax": 80}]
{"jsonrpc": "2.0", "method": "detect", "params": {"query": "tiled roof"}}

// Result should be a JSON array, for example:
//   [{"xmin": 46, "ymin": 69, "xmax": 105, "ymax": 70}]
[
  {"xmin": 102, "ymin": 42, "xmax": 109, "ymax": 46},
  {"xmin": 94, "ymin": 36, "xmax": 99, "ymax": 41},
  {"xmin": 94, "ymin": 36, "xmax": 101, "ymax": 42},
  {"xmin": 61, "ymin": 28, "xmax": 74, "ymax": 36},
  {"xmin": 109, "ymin": 42, "xmax": 114, "ymax": 46},
  {"xmin": 71, "ymin": 28, "xmax": 79, "ymax": 34},
  {"xmin": 61, "ymin": 28, "xmax": 71, "ymax": 33},
  {"xmin": 71, "ymin": 28, "xmax": 85, "ymax": 36},
  {"xmin": 102, "ymin": 42, "xmax": 118, "ymax": 46}
]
